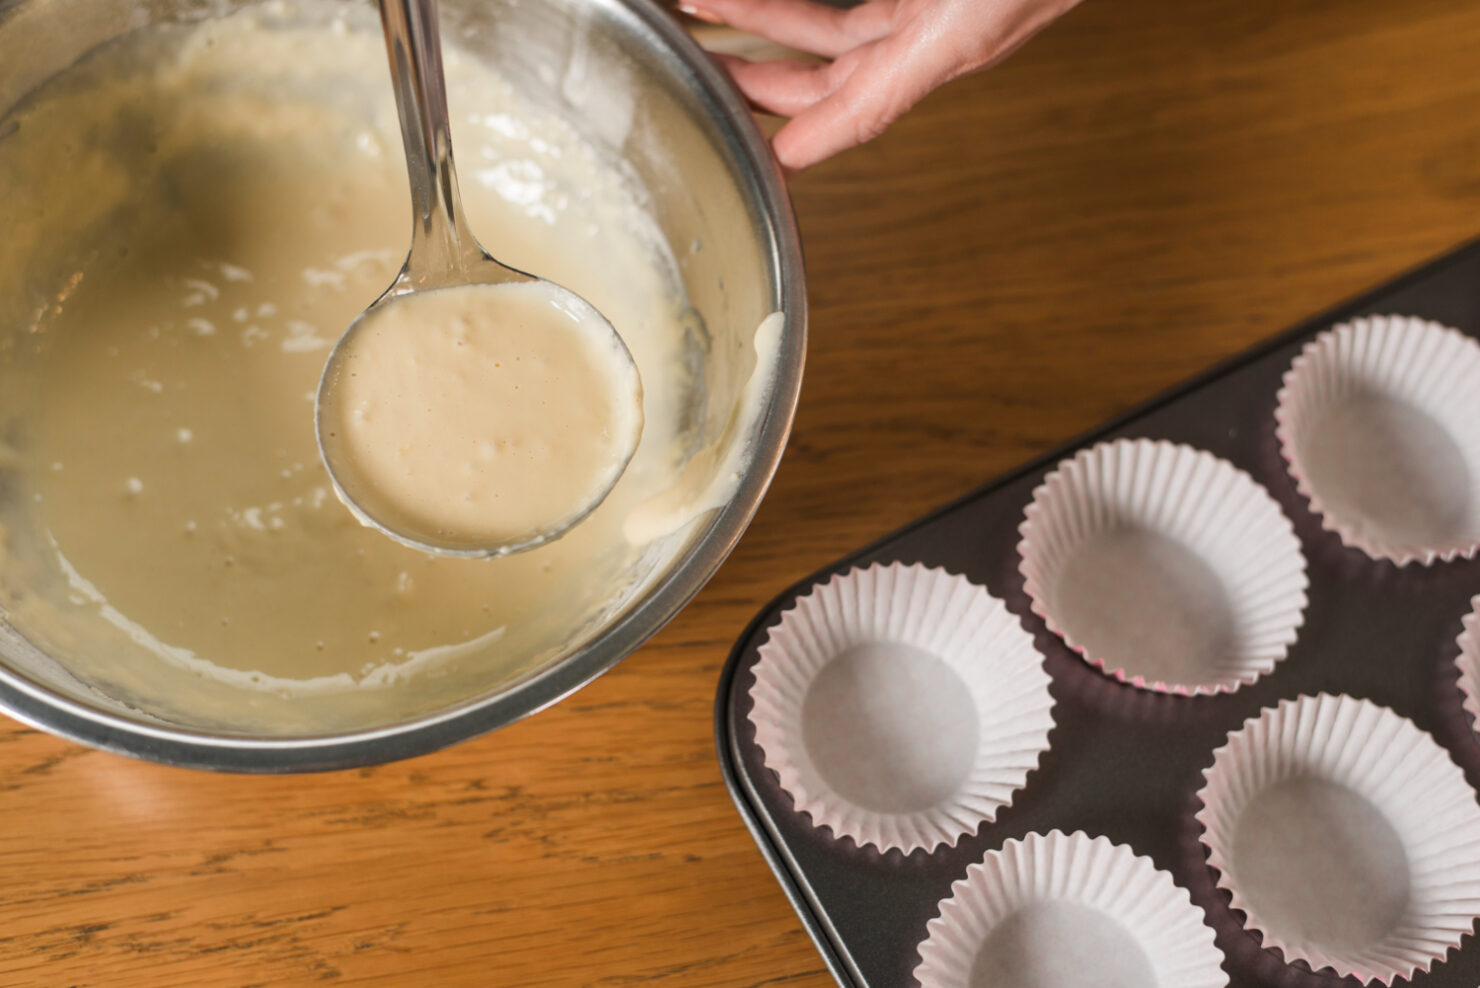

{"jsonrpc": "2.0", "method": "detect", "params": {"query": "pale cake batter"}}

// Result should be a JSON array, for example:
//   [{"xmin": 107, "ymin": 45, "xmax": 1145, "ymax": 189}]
[
  {"xmin": 0, "ymin": 4, "xmax": 773, "ymax": 730},
  {"xmin": 321, "ymin": 281, "xmax": 644, "ymax": 549}
]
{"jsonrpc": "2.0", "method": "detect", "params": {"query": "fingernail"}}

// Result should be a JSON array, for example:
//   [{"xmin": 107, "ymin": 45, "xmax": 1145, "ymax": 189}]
[{"xmin": 678, "ymin": 4, "xmax": 724, "ymax": 24}]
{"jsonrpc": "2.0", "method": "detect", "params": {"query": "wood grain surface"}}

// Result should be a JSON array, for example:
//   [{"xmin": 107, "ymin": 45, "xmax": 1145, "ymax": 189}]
[{"xmin": 4, "ymin": 0, "xmax": 1480, "ymax": 984}]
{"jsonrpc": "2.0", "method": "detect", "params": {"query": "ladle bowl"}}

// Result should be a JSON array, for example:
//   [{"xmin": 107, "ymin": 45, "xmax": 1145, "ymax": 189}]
[{"xmin": 316, "ymin": 0, "xmax": 643, "ymax": 558}]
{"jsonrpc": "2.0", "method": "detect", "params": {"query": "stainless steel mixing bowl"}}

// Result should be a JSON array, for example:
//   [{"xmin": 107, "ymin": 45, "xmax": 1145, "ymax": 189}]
[{"xmin": 0, "ymin": 0, "xmax": 805, "ymax": 770}]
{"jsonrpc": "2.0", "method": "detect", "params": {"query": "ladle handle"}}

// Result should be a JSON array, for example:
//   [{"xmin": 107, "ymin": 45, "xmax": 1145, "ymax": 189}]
[{"xmin": 378, "ymin": 0, "xmax": 479, "ymax": 284}]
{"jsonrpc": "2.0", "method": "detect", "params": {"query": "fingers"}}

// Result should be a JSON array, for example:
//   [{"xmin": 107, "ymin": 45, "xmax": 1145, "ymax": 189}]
[
  {"xmin": 701, "ymin": 0, "xmax": 1086, "ymax": 171},
  {"xmin": 680, "ymin": 0, "xmax": 892, "ymax": 60},
  {"xmin": 713, "ymin": 40, "xmax": 912, "ymax": 170},
  {"xmin": 710, "ymin": 53, "xmax": 840, "ymax": 118},
  {"xmin": 771, "ymin": 84, "xmax": 897, "ymax": 171},
  {"xmin": 770, "ymin": 40, "xmax": 941, "ymax": 170}
]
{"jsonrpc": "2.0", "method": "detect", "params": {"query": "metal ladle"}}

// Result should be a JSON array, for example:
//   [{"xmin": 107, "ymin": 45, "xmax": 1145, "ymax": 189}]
[{"xmin": 315, "ymin": 0, "xmax": 642, "ymax": 558}]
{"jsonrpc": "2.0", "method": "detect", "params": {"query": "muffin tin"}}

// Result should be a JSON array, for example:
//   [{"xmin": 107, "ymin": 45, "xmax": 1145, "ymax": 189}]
[{"xmin": 715, "ymin": 238, "xmax": 1480, "ymax": 987}]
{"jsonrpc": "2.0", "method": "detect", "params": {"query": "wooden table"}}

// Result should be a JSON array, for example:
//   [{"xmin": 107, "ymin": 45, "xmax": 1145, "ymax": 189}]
[{"xmin": 3, "ymin": 0, "xmax": 1479, "ymax": 984}]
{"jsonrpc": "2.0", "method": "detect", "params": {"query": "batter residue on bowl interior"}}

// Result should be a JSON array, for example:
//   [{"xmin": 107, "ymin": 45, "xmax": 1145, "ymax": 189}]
[{"xmin": 0, "ymin": 3, "xmax": 768, "ymax": 725}]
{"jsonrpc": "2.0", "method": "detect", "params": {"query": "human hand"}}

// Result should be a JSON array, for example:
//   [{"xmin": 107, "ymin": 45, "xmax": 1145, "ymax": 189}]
[{"xmin": 681, "ymin": 0, "xmax": 1083, "ymax": 171}]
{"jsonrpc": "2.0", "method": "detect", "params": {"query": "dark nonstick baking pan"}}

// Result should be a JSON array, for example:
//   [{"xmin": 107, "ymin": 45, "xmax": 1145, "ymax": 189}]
[{"xmin": 717, "ymin": 238, "xmax": 1480, "ymax": 987}]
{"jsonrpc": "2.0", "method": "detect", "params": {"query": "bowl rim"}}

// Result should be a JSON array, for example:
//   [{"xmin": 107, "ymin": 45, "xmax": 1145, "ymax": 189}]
[{"xmin": 0, "ymin": 0, "xmax": 807, "ymax": 772}]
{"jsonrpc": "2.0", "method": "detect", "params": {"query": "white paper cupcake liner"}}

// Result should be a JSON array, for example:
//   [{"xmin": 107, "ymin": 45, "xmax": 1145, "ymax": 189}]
[
  {"xmin": 1196, "ymin": 693, "xmax": 1480, "ymax": 983},
  {"xmin": 1456, "ymin": 596, "xmax": 1480, "ymax": 726},
  {"xmin": 1017, "ymin": 438, "xmax": 1308, "ymax": 695},
  {"xmin": 1275, "ymin": 315, "xmax": 1480, "ymax": 565},
  {"xmin": 914, "ymin": 830, "xmax": 1226, "ymax": 988},
  {"xmin": 748, "ymin": 562, "xmax": 1055, "ymax": 853}
]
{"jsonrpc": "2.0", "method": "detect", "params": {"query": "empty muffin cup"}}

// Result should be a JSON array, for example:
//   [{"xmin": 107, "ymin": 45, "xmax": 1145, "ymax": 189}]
[
  {"xmin": 1455, "ymin": 596, "xmax": 1480, "ymax": 728},
  {"xmin": 1196, "ymin": 693, "xmax": 1480, "ymax": 983},
  {"xmin": 913, "ymin": 830, "xmax": 1227, "ymax": 988},
  {"xmin": 748, "ymin": 562, "xmax": 1055, "ymax": 853},
  {"xmin": 1017, "ymin": 438, "xmax": 1308, "ymax": 694},
  {"xmin": 1275, "ymin": 315, "xmax": 1480, "ymax": 565}
]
